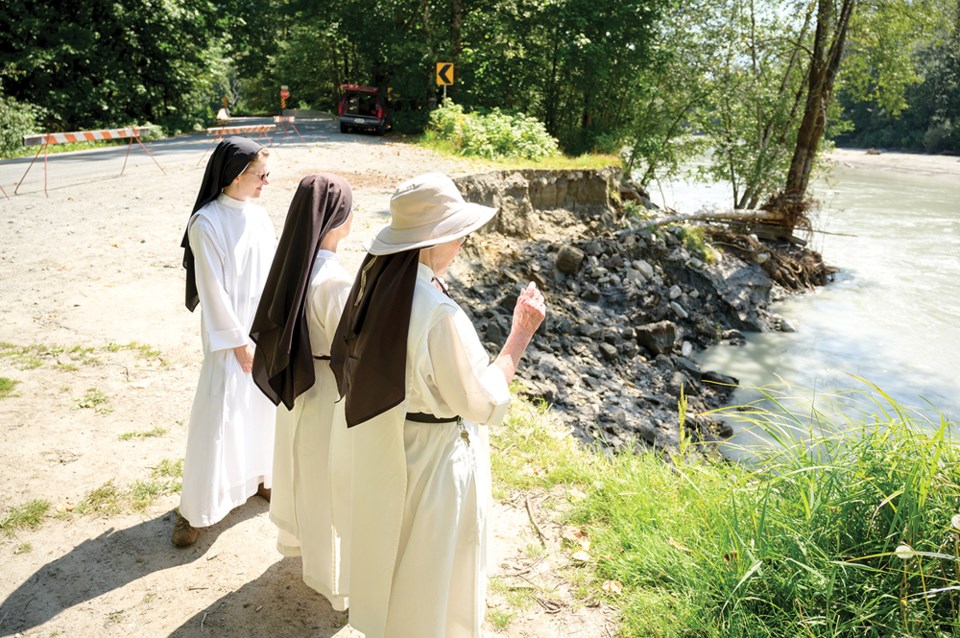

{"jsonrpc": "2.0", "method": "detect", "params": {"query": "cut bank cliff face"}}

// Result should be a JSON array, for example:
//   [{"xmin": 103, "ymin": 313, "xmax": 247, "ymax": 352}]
[{"xmin": 447, "ymin": 168, "xmax": 829, "ymax": 454}]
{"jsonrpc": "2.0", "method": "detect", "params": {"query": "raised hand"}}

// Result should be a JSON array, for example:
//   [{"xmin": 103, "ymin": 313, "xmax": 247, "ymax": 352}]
[{"xmin": 512, "ymin": 281, "xmax": 546, "ymax": 337}]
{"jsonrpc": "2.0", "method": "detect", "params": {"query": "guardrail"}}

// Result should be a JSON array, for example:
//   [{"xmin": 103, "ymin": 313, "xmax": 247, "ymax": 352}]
[{"xmin": 15, "ymin": 126, "xmax": 164, "ymax": 197}]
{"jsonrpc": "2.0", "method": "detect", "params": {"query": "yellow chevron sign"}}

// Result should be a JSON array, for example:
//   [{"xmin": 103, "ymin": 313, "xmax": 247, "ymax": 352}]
[{"xmin": 436, "ymin": 62, "xmax": 454, "ymax": 86}]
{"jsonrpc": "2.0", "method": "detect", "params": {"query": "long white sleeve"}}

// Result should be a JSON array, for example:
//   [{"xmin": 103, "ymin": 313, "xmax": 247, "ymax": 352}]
[
  {"xmin": 421, "ymin": 306, "xmax": 511, "ymax": 427},
  {"xmin": 188, "ymin": 215, "xmax": 248, "ymax": 351}
]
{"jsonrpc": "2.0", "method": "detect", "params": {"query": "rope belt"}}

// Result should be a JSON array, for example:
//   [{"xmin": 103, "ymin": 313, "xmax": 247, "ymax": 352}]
[
  {"xmin": 405, "ymin": 412, "xmax": 461, "ymax": 424},
  {"xmin": 312, "ymin": 354, "xmax": 331, "ymax": 361}
]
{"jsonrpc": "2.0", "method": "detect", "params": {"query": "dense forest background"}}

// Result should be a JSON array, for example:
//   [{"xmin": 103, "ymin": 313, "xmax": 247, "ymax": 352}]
[{"xmin": 1, "ymin": 0, "xmax": 958, "ymax": 200}]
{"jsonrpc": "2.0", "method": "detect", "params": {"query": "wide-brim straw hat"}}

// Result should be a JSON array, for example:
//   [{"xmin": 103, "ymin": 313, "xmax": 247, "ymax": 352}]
[{"xmin": 367, "ymin": 172, "xmax": 498, "ymax": 255}]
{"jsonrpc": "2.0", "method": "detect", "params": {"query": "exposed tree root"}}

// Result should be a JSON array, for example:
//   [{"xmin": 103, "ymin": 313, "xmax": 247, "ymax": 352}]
[{"xmin": 708, "ymin": 228, "xmax": 836, "ymax": 290}]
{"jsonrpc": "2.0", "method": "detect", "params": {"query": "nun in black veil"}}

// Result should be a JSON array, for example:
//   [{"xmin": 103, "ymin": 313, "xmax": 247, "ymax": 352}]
[
  {"xmin": 250, "ymin": 174, "xmax": 355, "ymax": 611},
  {"xmin": 174, "ymin": 137, "xmax": 277, "ymax": 548}
]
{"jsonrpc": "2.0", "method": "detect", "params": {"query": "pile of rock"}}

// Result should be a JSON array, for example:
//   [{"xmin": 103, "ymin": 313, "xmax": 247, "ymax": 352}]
[{"xmin": 448, "ymin": 169, "xmax": 799, "ymax": 453}]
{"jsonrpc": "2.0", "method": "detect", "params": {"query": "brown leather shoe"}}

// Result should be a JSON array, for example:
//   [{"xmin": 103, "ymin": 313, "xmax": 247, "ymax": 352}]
[
  {"xmin": 172, "ymin": 515, "xmax": 199, "ymax": 547},
  {"xmin": 257, "ymin": 484, "xmax": 272, "ymax": 502}
]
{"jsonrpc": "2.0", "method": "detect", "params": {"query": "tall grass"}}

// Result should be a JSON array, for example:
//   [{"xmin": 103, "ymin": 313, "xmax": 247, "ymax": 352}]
[
  {"xmin": 492, "ymin": 385, "xmax": 960, "ymax": 637},
  {"xmin": 698, "ymin": 384, "xmax": 960, "ymax": 637}
]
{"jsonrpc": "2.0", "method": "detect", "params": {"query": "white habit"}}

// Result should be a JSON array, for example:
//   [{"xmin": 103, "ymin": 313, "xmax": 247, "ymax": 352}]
[
  {"xmin": 270, "ymin": 251, "xmax": 353, "ymax": 611},
  {"xmin": 348, "ymin": 263, "xmax": 511, "ymax": 638},
  {"xmin": 180, "ymin": 194, "xmax": 278, "ymax": 528}
]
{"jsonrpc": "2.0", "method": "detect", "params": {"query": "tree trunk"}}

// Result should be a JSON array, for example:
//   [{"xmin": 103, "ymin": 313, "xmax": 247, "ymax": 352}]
[
  {"xmin": 545, "ymin": 24, "xmax": 560, "ymax": 134},
  {"xmin": 737, "ymin": 0, "xmax": 816, "ymax": 210},
  {"xmin": 783, "ymin": 0, "xmax": 856, "ymax": 213},
  {"xmin": 450, "ymin": 0, "xmax": 462, "ymax": 100},
  {"xmin": 422, "ymin": 0, "xmax": 435, "ymax": 105},
  {"xmin": 638, "ymin": 209, "xmax": 792, "ymax": 227}
]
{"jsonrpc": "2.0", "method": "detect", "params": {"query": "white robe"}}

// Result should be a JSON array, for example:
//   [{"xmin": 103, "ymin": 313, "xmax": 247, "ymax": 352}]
[
  {"xmin": 348, "ymin": 263, "xmax": 511, "ymax": 638},
  {"xmin": 269, "ymin": 251, "xmax": 353, "ymax": 611},
  {"xmin": 179, "ymin": 194, "xmax": 278, "ymax": 528}
]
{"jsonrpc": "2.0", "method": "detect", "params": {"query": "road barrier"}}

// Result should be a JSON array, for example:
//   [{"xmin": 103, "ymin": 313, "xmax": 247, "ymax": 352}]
[
  {"xmin": 197, "ymin": 124, "xmax": 276, "ymax": 166},
  {"xmin": 15, "ymin": 126, "xmax": 164, "ymax": 197},
  {"xmin": 273, "ymin": 116, "xmax": 305, "ymax": 143}
]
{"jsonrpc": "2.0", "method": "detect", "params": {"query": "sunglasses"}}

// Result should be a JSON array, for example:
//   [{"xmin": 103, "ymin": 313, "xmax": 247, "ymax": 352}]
[{"xmin": 245, "ymin": 170, "xmax": 270, "ymax": 182}]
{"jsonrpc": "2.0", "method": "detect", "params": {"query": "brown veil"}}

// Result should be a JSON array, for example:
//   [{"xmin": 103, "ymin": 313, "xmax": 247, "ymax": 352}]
[
  {"xmin": 250, "ymin": 174, "xmax": 353, "ymax": 409},
  {"xmin": 329, "ymin": 249, "xmax": 420, "ymax": 427}
]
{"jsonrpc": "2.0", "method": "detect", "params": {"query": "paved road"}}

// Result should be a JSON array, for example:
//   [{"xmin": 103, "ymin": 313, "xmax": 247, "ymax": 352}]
[{"xmin": 0, "ymin": 115, "xmax": 369, "ymax": 197}]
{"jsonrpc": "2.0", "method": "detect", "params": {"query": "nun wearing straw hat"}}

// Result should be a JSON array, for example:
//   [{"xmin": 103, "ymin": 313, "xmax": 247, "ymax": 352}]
[{"xmin": 330, "ymin": 172, "xmax": 546, "ymax": 638}]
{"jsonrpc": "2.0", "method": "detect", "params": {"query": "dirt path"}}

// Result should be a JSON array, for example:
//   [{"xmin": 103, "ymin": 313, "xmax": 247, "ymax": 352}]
[{"xmin": 0, "ymin": 127, "xmax": 612, "ymax": 637}]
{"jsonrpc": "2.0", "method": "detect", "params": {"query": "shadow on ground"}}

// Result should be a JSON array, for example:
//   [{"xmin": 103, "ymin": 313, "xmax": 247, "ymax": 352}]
[
  {"xmin": 0, "ymin": 505, "xmax": 257, "ymax": 636},
  {"xmin": 167, "ymin": 557, "xmax": 350, "ymax": 638}
]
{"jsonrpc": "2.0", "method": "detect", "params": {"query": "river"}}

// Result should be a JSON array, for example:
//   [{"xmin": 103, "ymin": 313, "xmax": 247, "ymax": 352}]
[{"xmin": 650, "ymin": 151, "xmax": 960, "ymax": 443}]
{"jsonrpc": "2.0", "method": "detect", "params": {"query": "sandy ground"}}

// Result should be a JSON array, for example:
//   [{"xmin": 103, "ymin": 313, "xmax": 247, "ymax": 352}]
[{"xmin": 0, "ymin": 127, "xmax": 615, "ymax": 637}]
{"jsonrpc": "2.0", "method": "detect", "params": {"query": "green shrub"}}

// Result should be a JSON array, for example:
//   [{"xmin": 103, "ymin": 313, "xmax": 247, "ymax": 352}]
[
  {"xmin": 699, "ymin": 389, "xmax": 960, "ymax": 637},
  {"xmin": 923, "ymin": 119, "xmax": 960, "ymax": 154},
  {"xmin": 0, "ymin": 94, "xmax": 41, "ymax": 158},
  {"xmin": 426, "ymin": 101, "xmax": 559, "ymax": 161},
  {"xmin": 672, "ymin": 224, "xmax": 717, "ymax": 264},
  {"xmin": 0, "ymin": 376, "xmax": 19, "ymax": 398},
  {"xmin": 135, "ymin": 123, "xmax": 164, "ymax": 142}
]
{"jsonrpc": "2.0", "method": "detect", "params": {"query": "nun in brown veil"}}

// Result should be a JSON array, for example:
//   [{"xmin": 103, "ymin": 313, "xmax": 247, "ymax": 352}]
[{"xmin": 250, "ymin": 174, "xmax": 354, "ymax": 611}]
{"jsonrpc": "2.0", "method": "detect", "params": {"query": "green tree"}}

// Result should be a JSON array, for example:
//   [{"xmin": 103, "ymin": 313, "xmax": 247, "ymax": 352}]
[
  {"xmin": 0, "ymin": 83, "xmax": 41, "ymax": 156},
  {"xmin": 778, "ymin": 0, "xmax": 946, "ymax": 219},
  {"xmin": 835, "ymin": 0, "xmax": 960, "ymax": 152},
  {"xmin": 659, "ymin": 0, "xmax": 942, "ymax": 222},
  {"xmin": 620, "ymin": 0, "xmax": 721, "ymax": 189},
  {"xmin": 782, "ymin": 0, "xmax": 857, "ymax": 218},
  {"xmin": 0, "ymin": 0, "xmax": 230, "ymax": 132},
  {"xmin": 459, "ymin": 0, "xmax": 671, "ymax": 153},
  {"xmin": 681, "ymin": 0, "xmax": 816, "ymax": 210}
]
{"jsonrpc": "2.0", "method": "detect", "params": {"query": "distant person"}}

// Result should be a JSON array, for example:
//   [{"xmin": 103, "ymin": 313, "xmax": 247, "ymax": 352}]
[
  {"xmin": 250, "ymin": 174, "xmax": 355, "ymax": 610},
  {"xmin": 175, "ymin": 137, "xmax": 277, "ymax": 548},
  {"xmin": 330, "ymin": 172, "xmax": 546, "ymax": 638}
]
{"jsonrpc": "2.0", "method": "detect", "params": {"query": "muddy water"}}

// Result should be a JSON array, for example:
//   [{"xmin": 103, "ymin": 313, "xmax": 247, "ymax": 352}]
[{"xmin": 652, "ymin": 159, "xmax": 960, "ymax": 440}]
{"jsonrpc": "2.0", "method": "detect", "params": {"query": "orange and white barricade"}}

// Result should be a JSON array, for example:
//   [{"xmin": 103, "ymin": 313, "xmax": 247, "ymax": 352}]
[
  {"xmin": 13, "ymin": 126, "xmax": 166, "ymax": 196},
  {"xmin": 15, "ymin": 126, "xmax": 164, "ymax": 197},
  {"xmin": 197, "ymin": 124, "xmax": 276, "ymax": 166},
  {"xmin": 273, "ymin": 116, "xmax": 305, "ymax": 143}
]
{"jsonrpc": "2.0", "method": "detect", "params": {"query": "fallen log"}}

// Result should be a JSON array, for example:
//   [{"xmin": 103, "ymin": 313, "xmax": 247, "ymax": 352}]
[
  {"xmin": 634, "ymin": 209, "xmax": 807, "ymax": 246},
  {"xmin": 635, "ymin": 209, "xmax": 786, "ymax": 228}
]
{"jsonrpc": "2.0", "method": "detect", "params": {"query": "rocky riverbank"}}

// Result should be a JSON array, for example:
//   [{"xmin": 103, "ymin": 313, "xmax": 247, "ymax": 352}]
[{"xmin": 449, "ymin": 168, "xmax": 833, "ymax": 453}]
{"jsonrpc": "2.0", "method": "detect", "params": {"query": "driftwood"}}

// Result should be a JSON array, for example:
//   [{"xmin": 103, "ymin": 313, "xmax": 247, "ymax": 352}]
[
  {"xmin": 636, "ymin": 208, "xmax": 787, "ymax": 228},
  {"xmin": 634, "ymin": 208, "xmax": 808, "ymax": 245}
]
